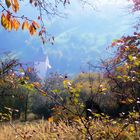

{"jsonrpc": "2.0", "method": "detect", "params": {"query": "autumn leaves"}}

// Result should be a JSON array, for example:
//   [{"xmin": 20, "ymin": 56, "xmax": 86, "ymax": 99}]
[
  {"xmin": 1, "ymin": 0, "xmax": 40, "ymax": 36},
  {"xmin": 5, "ymin": 0, "xmax": 19, "ymax": 12},
  {"xmin": 1, "ymin": 12, "xmax": 20, "ymax": 31},
  {"xmin": 1, "ymin": 0, "xmax": 20, "ymax": 31}
]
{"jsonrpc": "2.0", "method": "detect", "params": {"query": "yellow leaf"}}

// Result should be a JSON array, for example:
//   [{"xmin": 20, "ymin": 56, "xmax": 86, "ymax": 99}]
[
  {"xmin": 8, "ymin": 21, "xmax": 12, "ymax": 31},
  {"xmin": 1, "ymin": 14, "xmax": 7, "ymax": 28},
  {"xmin": 5, "ymin": 0, "xmax": 11, "ymax": 8},
  {"xmin": 33, "ymin": 82, "xmax": 41, "ymax": 88},
  {"xmin": 48, "ymin": 117, "xmax": 53, "ymax": 122},
  {"xmin": 130, "ymin": 126, "xmax": 134, "ymax": 132},
  {"xmin": 42, "ymin": 93, "xmax": 47, "ymax": 96},
  {"xmin": 127, "ymin": 98, "xmax": 134, "ymax": 103},
  {"xmin": 1, "ymin": 13, "xmax": 11, "ymax": 30}
]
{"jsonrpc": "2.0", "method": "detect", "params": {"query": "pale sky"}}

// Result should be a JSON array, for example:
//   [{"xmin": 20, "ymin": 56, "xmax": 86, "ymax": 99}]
[{"xmin": 0, "ymin": 0, "xmax": 136, "ymax": 78}]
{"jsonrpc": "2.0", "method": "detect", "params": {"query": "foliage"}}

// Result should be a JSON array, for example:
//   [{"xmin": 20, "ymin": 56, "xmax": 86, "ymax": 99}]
[
  {"xmin": 0, "ymin": 54, "xmax": 39, "ymax": 121},
  {"xmin": 0, "ymin": 54, "xmax": 140, "ymax": 139},
  {"xmin": 131, "ymin": 0, "xmax": 140, "ymax": 12},
  {"xmin": 0, "ymin": 46, "xmax": 139, "ymax": 139},
  {"xmin": 31, "ymin": 94, "xmax": 54, "ymax": 119},
  {"xmin": 103, "ymin": 33, "xmax": 140, "ymax": 115},
  {"xmin": 0, "ymin": 1, "xmax": 140, "ymax": 139}
]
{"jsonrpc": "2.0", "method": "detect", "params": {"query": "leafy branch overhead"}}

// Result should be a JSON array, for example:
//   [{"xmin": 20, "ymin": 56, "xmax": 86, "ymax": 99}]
[
  {"xmin": 0, "ymin": 0, "xmax": 92, "ymax": 44},
  {"xmin": 2, "ymin": 0, "xmax": 93, "ymax": 44},
  {"xmin": 1, "ymin": 0, "xmax": 140, "ymax": 44},
  {"xmin": 0, "ymin": 0, "xmax": 71, "ymax": 44}
]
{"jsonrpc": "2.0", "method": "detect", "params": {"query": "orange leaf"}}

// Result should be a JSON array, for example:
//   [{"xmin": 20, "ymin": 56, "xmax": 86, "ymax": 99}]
[
  {"xmin": 12, "ymin": 19, "xmax": 20, "ymax": 30},
  {"xmin": 29, "ymin": 24, "xmax": 36, "ymax": 35},
  {"xmin": 27, "ymin": 67, "xmax": 31, "ymax": 72},
  {"xmin": 22, "ymin": 20, "xmax": 29, "ymax": 30},
  {"xmin": 48, "ymin": 117, "xmax": 53, "ymax": 123},
  {"xmin": 12, "ymin": 0, "xmax": 19, "ymax": 13},
  {"xmin": 32, "ymin": 21, "xmax": 40, "ymax": 29}
]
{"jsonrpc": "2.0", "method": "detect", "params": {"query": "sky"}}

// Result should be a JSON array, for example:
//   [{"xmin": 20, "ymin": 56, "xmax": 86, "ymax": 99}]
[{"xmin": 0, "ymin": 0, "xmax": 137, "ymax": 78}]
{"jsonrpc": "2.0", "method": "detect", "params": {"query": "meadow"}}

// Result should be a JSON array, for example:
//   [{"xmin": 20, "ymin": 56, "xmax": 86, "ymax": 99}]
[{"xmin": 0, "ymin": 118, "xmax": 140, "ymax": 140}]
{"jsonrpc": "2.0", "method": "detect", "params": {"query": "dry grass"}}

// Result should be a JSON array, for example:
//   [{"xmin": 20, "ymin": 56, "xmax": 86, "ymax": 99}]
[
  {"xmin": 0, "ymin": 120, "xmax": 82, "ymax": 140},
  {"xmin": 0, "ymin": 119, "xmax": 139, "ymax": 140}
]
